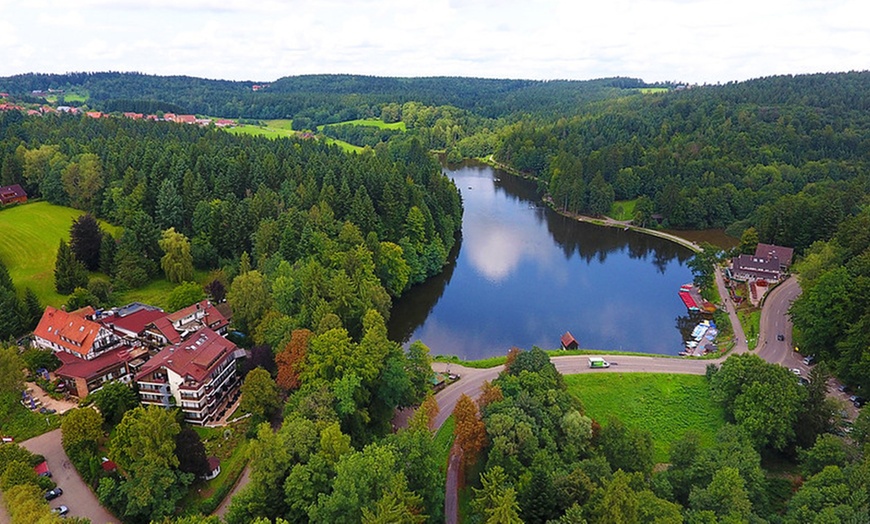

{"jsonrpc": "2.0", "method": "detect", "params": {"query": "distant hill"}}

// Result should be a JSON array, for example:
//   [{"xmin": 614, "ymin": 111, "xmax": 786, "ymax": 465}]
[{"xmin": 0, "ymin": 71, "xmax": 655, "ymax": 120}]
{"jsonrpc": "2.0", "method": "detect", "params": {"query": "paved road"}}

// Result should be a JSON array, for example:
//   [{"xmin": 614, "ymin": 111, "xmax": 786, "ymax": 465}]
[
  {"xmin": 757, "ymin": 277, "xmax": 802, "ymax": 366},
  {"xmin": 19, "ymin": 429, "xmax": 119, "ymax": 524}
]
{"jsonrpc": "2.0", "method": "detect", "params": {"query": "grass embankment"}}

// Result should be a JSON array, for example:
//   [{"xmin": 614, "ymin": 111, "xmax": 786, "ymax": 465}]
[
  {"xmin": 433, "ymin": 348, "xmax": 675, "ymax": 369},
  {"xmin": 738, "ymin": 309, "xmax": 761, "ymax": 350},
  {"xmin": 0, "ymin": 202, "xmax": 121, "ymax": 306},
  {"xmin": 433, "ymin": 415, "xmax": 454, "ymax": 470},
  {"xmin": 565, "ymin": 373, "xmax": 725, "ymax": 463}
]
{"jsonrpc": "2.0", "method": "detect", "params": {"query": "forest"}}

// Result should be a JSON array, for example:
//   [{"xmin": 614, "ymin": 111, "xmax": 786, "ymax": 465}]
[{"xmin": 2, "ymin": 70, "xmax": 870, "ymax": 523}]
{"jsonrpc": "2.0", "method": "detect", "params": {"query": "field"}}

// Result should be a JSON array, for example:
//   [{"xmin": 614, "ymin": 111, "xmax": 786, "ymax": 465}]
[
  {"xmin": 226, "ymin": 119, "xmax": 363, "ymax": 152},
  {"xmin": 639, "ymin": 87, "xmax": 670, "ymax": 94},
  {"xmin": 227, "ymin": 119, "xmax": 296, "ymax": 139},
  {"xmin": 564, "ymin": 373, "xmax": 725, "ymax": 463},
  {"xmin": 0, "ymin": 202, "xmax": 121, "ymax": 306},
  {"xmin": 322, "ymin": 118, "xmax": 407, "ymax": 131}
]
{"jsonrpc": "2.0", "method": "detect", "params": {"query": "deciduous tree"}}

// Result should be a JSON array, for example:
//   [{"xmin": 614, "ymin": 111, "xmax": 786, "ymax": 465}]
[
  {"xmin": 453, "ymin": 393, "xmax": 487, "ymax": 469},
  {"xmin": 159, "ymin": 228, "xmax": 195, "ymax": 284},
  {"xmin": 166, "ymin": 281, "xmax": 205, "ymax": 312},
  {"xmin": 61, "ymin": 407, "xmax": 103, "ymax": 453},
  {"xmin": 276, "ymin": 329, "xmax": 312, "ymax": 392},
  {"xmin": 240, "ymin": 367, "xmax": 281, "ymax": 421}
]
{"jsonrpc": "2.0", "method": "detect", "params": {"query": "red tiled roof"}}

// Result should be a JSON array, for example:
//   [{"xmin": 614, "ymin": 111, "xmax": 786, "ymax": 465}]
[
  {"xmin": 150, "ymin": 316, "xmax": 182, "ymax": 344},
  {"xmin": 34, "ymin": 306, "xmax": 103, "ymax": 357},
  {"xmin": 55, "ymin": 345, "xmax": 147, "ymax": 381},
  {"xmin": 104, "ymin": 308, "xmax": 165, "ymax": 336},
  {"xmin": 136, "ymin": 328, "xmax": 236, "ymax": 384},
  {"xmin": 561, "ymin": 331, "xmax": 578, "ymax": 348}
]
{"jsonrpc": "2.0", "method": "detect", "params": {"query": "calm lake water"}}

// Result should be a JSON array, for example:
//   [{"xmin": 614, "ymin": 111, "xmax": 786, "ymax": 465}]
[{"xmin": 387, "ymin": 161, "xmax": 697, "ymax": 360}]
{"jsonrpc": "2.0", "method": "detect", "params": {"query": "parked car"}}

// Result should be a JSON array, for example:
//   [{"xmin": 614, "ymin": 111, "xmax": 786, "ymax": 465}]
[
  {"xmin": 838, "ymin": 384, "xmax": 852, "ymax": 393},
  {"xmin": 52, "ymin": 505, "xmax": 68, "ymax": 516},
  {"xmin": 853, "ymin": 396, "xmax": 866, "ymax": 408},
  {"xmin": 39, "ymin": 407, "xmax": 56, "ymax": 415},
  {"xmin": 777, "ymin": 334, "xmax": 785, "ymax": 341},
  {"xmin": 803, "ymin": 355, "xmax": 815, "ymax": 366},
  {"xmin": 44, "ymin": 487, "xmax": 62, "ymax": 500},
  {"xmin": 791, "ymin": 368, "xmax": 801, "ymax": 376}
]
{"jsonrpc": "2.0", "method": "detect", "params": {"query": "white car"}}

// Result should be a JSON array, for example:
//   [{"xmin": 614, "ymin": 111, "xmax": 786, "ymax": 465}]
[
  {"xmin": 790, "ymin": 368, "xmax": 801, "ymax": 376},
  {"xmin": 52, "ymin": 505, "xmax": 69, "ymax": 516}
]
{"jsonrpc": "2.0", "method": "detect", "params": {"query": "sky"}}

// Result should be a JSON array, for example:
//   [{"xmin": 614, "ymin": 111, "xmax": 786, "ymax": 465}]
[{"xmin": 1, "ymin": 0, "xmax": 868, "ymax": 84}]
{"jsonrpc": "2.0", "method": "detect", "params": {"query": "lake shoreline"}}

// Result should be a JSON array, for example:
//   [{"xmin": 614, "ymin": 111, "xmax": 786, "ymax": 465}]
[{"xmin": 478, "ymin": 154, "xmax": 704, "ymax": 253}]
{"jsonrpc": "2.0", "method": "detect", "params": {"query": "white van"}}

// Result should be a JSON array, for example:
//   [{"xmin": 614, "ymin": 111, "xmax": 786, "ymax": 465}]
[{"xmin": 588, "ymin": 357, "xmax": 611, "ymax": 369}]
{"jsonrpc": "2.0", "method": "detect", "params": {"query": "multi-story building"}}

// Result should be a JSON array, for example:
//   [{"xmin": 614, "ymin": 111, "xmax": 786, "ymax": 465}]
[
  {"xmin": 135, "ymin": 328, "xmax": 243, "ymax": 425},
  {"xmin": 33, "ymin": 306, "xmax": 148, "ymax": 397}
]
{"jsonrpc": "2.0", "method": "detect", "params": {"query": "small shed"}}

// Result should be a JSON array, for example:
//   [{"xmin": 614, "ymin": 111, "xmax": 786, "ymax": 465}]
[
  {"xmin": 202, "ymin": 456, "xmax": 221, "ymax": 481},
  {"xmin": 0, "ymin": 184, "xmax": 27, "ymax": 205},
  {"xmin": 561, "ymin": 331, "xmax": 579, "ymax": 350}
]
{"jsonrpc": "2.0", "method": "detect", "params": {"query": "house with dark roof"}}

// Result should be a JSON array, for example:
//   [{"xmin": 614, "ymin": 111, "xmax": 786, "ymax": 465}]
[
  {"xmin": 754, "ymin": 243, "xmax": 794, "ymax": 271},
  {"xmin": 33, "ymin": 306, "xmax": 147, "ymax": 397},
  {"xmin": 730, "ymin": 242, "xmax": 794, "ymax": 283},
  {"xmin": 135, "ymin": 328, "xmax": 243, "ymax": 425},
  {"xmin": 0, "ymin": 184, "xmax": 27, "ymax": 205}
]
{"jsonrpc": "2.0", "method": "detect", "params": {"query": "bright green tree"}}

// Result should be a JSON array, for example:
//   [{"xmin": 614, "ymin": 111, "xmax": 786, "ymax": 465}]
[
  {"xmin": 0, "ymin": 345, "xmax": 25, "ymax": 395},
  {"xmin": 228, "ymin": 270, "xmax": 272, "ymax": 333},
  {"xmin": 159, "ymin": 228, "xmax": 195, "ymax": 284},
  {"xmin": 166, "ymin": 281, "xmax": 205, "ymax": 312},
  {"xmin": 61, "ymin": 407, "xmax": 103, "ymax": 452},
  {"xmin": 240, "ymin": 367, "xmax": 281, "ymax": 421}
]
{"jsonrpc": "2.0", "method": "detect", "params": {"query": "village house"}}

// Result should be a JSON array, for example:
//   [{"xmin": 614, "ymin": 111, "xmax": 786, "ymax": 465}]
[
  {"xmin": 135, "ymin": 328, "xmax": 244, "ymax": 425},
  {"xmin": 730, "ymin": 242, "xmax": 794, "ymax": 283},
  {"xmin": 33, "ymin": 306, "xmax": 148, "ymax": 397},
  {"xmin": 0, "ymin": 184, "xmax": 27, "ymax": 205}
]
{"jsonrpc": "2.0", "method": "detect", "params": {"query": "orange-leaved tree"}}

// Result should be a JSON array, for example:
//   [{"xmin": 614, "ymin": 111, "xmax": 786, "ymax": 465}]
[
  {"xmin": 453, "ymin": 393, "xmax": 487, "ymax": 470},
  {"xmin": 275, "ymin": 328, "xmax": 312, "ymax": 392}
]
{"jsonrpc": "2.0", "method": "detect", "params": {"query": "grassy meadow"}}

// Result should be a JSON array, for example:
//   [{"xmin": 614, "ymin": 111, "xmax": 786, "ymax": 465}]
[
  {"xmin": 227, "ymin": 119, "xmax": 296, "ymax": 139},
  {"xmin": 564, "ymin": 373, "xmax": 725, "ymax": 463},
  {"xmin": 322, "ymin": 118, "xmax": 407, "ymax": 131},
  {"xmin": 0, "ymin": 202, "xmax": 121, "ymax": 306},
  {"xmin": 608, "ymin": 199, "xmax": 637, "ymax": 221}
]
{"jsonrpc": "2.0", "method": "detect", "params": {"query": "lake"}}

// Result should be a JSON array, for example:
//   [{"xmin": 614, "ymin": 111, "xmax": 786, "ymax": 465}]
[{"xmin": 387, "ymin": 161, "xmax": 698, "ymax": 360}]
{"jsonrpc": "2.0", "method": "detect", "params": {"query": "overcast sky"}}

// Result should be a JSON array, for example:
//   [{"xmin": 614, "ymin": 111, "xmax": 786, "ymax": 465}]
[{"xmin": 1, "ymin": 0, "xmax": 867, "ymax": 84}]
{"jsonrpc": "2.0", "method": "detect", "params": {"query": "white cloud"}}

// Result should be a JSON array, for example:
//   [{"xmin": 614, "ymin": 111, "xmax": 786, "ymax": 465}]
[{"xmin": 1, "ymin": 0, "xmax": 868, "ymax": 82}]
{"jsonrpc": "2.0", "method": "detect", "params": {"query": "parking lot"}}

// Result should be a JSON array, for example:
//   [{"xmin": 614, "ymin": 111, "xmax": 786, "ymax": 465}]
[{"xmin": 19, "ymin": 429, "xmax": 119, "ymax": 524}]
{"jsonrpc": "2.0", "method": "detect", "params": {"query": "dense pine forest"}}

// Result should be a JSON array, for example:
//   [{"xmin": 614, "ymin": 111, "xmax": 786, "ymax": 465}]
[{"xmin": 3, "ymin": 70, "xmax": 870, "ymax": 523}]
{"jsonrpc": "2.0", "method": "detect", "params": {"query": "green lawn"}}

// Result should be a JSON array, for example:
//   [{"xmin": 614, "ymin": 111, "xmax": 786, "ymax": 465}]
[
  {"xmin": 0, "ymin": 202, "xmax": 121, "ymax": 306},
  {"xmin": 321, "ymin": 118, "xmax": 406, "ymax": 131},
  {"xmin": 640, "ymin": 88, "xmax": 670, "ymax": 94},
  {"xmin": 116, "ymin": 269, "xmax": 208, "ymax": 310},
  {"xmin": 608, "ymin": 199, "xmax": 637, "ymax": 221},
  {"xmin": 564, "ymin": 373, "xmax": 725, "ymax": 463},
  {"xmin": 226, "ymin": 119, "xmax": 296, "ymax": 139}
]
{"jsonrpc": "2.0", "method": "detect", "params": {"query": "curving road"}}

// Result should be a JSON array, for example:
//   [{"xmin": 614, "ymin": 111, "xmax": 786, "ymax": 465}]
[{"xmin": 436, "ymin": 271, "xmax": 806, "ymax": 523}]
